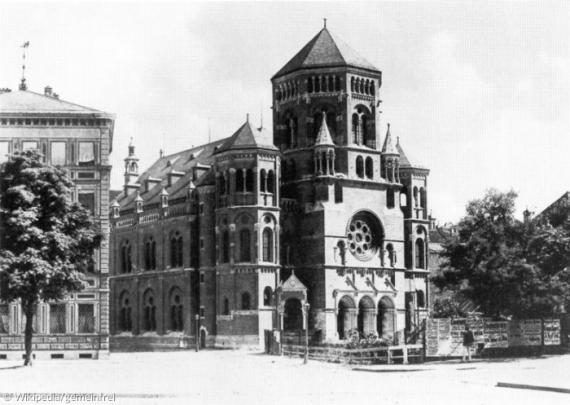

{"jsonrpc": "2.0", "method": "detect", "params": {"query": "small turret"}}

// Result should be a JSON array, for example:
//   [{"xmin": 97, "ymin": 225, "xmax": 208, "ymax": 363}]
[
  {"xmin": 123, "ymin": 138, "xmax": 140, "ymax": 195},
  {"xmin": 313, "ymin": 111, "xmax": 335, "ymax": 176},
  {"xmin": 381, "ymin": 124, "xmax": 400, "ymax": 182}
]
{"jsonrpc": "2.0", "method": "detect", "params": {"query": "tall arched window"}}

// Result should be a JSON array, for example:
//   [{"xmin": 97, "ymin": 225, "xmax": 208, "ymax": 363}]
[
  {"xmin": 263, "ymin": 287, "xmax": 273, "ymax": 306},
  {"xmin": 350, "ymin": 77, "xmax": 355, "ymax": 92},
  {"xmin": 281, "ymin": 161, "xmax": 288, "ymax": 183},
  {"xmin": 335, "ymin": 76, "xmax": 341, "ymax": 91},
  {"xmin": 239, "ymin": 229, "xmax": 251, "ymax": 262},
  {"xmin": 143, "ymin": 290, "xmax": 156, "ymax": 332},
  {"xmin": 245, "ymin": 169, "xmax": 254, "ymax": 192},
  {"xmin": 221, "ymin": 230, "xmax": 230, "ymax": 263},
  {"xmin": 144, "ymin": 237, "xmax": 156, "ymax": 270},
  {"xmin": 356, "ymin": 156, "xmax": 364, "ymax": 178},
  {"xmin": 121, "ymin": 240, "xmax": 132, "ymax": 274},
  {"xmin": 413, "ymin": 186, "xmax": 419, "ymax": 207},
  {"xmin": 420, "ymin": 187, "xmax": 427, "ymax": 218},
  {"xmin": 119, "ymin": 291, "xmax": 132, "ymax": 332},
  {"xmin": 262, "ymin": 228, "xmax": 273, "ymax": 262},
  {"xmin": 308, "ymin": 77, "xmax": 314, "ymax": 93},
  {"xmin": 352, "ymin": 113, "xmax": 359, "ymax": 144},
  {"xmin": 365, "ymin": 157, "xmax": 373, "ymax": 179},
  {"xmin": 169, "ymin": 289, "xmax": 184, "ymax": 332},
  {"xmin": 260, "ymin": 169, "xmax": 267, "ymax": 192},
  {"xmin": 267, "ymin": 170, "xmax": 275, "ymax": 194},
  {"xmin": 223, "ymin": 297, "xmax": 230, "ymax": 315},
  {"xmin": 236, "ymin": 169, "xmax": 244, "ymax": 192},
  {"xmin": 241, "ymin": 292, "xmax": 251, "ymax": 310},
  {"xmin": 170, "ymin": 232, "xmax": 183, "ymax": 268},
  {"xmin": 415, "ymin": 239, "xmax": 425, "ymax": 269}
]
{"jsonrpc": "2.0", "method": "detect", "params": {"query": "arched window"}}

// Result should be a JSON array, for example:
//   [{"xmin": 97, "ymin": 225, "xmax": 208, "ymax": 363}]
[
  {"xmin": 365, "ymin": 157, "xmax": 373, "ymax": 179},
  {"xmin": 236, "ymin": 169, "xmax": 244, "ymax": 192},
  {"xmin": 119, "ymin": 291, "xmax": 132, "ymax": 332},
  {"xmin": 387, "ymin": 188, "xmax": 395, "ymax": 209},
  {"xmin": 170, "ymin": 232, "xmax": 183, "ymax": 268},
  {"xmin": 289, "ymin": 160, "xmax": 296, "ymax": 181},
  {"xmin": 364, "ymin": 80, "xmax": 370, "ymax": 95},
  {"xmin": 281, "ymin": 161, "xmax": 288, "ymax": 183},
  {"xmin": 415, "ymin": 239, "xmax": 425, "ymax": 269},
  {"xmin": 241, "ymin": 292, "xmax": 251, "ymax": 310},
  {"xmin": 223, "ymin": 297, "xmax": 230, "ymax": 315},
  {"xmin": 359, "ymin": 79, "xmax": 364, "ymax": 94},
  {"xmin": 219, "ymin": 173, "xmax": 226, "ymax": 195},
  {"xmin": 315, "ymin": 76, "xmax": 321, "ymax": 92},
  {"xmin": 385, "ymin": 243, "xmax": 395, "ymax": 267},
  {"xmin": 245, "ymin": 169, "xmax": 254, "ymax": 192},
  {"xmin": 120, "ymin": 240, "xmax": 132, "ymax": 274},
  {"xmin": 130, "ymin": 162, "xmax": 138, "ymax": 172},
  {"xmin": 413, "ymin": 187, "xmax": 419, "ymax": 207},
  {"xmin": 400, "ymin": 187, "xmax": 408, "ymax": 207},
  {"xmin": 221, "ymin": 230, "xmax": 230, "ymax": 263},
  {"xmin": 239, "ymin": 229, "xmax": 251, "ymax": 262},
  {"xmin": 263, "ymin": 287, "xmax": 273, "ymax": 306},
  {"xmin": 262, "ymin": 228, "xmax": 273, "ymax": 262},
  {"xmin": 335, "ymin": 76, "xmax": 341, "ymax": 91},
  {"xmin": 144, "ymin": 237, "xmax": 156, "ymax": 270},
  {"xmin": 267, "ymin": 170, "xmax": 275, "ymax": 194},
  {"xmin": 356, "ymin": 156, "xmax": 364, "ymax": 178},
  {"xmin": 420, "ymin": 187, "xmax": 427, "ymax": 218},
  {"xmin": 260, "ymin": 169, "xmax": 267, "ymax": 192},
  {"xmin": 308, "ymin": 77, "xmax": 313, "ymax": 93},
  {"xmin": 416, "ymin": 290, "xmax": 426, "ymax": 308},
  {"xmin": 370, "ymin": 82, "xmax": 375, "ymax": 95},
  {"xmin": 328, "ymin": 76, "xmax": 334, "ymax": 92},
  {"xmin": 143, "ymin": 290, "xmax": 156, "ymax": 332},
  {"xmin": 169, "ymin": 289, "xmax": 184, "ymax": 332},
  {"xmin": 352, "ymin": 113, "xmax": 359, "ymax": 144}
]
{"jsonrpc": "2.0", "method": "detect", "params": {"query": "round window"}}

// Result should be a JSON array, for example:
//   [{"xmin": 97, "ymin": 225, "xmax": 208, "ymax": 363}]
[{"xmin": 346, "ymin": 212, "xmax": 382, "ymax": 261}]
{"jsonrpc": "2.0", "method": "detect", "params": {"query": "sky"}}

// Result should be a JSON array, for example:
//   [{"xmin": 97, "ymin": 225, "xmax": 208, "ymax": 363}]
[{"xmin": 0, "ymin": 1, "xmax": 568, "ymax": 223}]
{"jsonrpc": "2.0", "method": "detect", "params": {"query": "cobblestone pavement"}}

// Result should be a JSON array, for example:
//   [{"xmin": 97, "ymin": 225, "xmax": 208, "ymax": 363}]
[{"xmin": 0, "ymin": 350, "xmax": 568, "ymax": 404}]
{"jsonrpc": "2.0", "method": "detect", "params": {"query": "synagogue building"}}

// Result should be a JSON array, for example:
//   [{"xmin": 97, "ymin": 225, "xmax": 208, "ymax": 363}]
[{"xmin": 109, "ymin": 26, "xmax": 431, "ymax": 350}]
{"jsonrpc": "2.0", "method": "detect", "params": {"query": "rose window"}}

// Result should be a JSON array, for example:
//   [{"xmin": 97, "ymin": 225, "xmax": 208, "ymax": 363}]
[{"xmin": 346, "ymin": 212, "xmax": 382, "ymax": 261}]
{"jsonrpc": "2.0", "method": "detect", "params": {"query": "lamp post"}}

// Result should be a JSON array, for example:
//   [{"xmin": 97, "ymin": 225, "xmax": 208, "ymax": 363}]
[
  {"xmin": 195, "ymin": 314, "xmax": 200, "ymax": 352},
  {"xmin": 304, "ymin": 302, "xmax": 310, "ymax": 364}
]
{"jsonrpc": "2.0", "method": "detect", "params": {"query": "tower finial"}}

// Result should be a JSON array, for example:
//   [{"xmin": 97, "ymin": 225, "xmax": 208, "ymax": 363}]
[
  {"xmin": 246, "ymin": 113, "xmax": 249, "ymax": 123},
  {"xmin": 19, "ymin": 41, "xmax": 30, "ymax": 91},
  {"xmin": 323, "ymin": 18, "xmax": 327, "ymax": 29},
  {"xmin": 259, "ymin": 102, "xmax": 263, "ymax": 130}
]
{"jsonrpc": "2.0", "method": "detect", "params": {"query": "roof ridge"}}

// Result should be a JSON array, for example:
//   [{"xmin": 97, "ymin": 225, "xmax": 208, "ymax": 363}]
[{"xmin": 22, "ymin": 90, "xmax": 105, "ymax": 113}]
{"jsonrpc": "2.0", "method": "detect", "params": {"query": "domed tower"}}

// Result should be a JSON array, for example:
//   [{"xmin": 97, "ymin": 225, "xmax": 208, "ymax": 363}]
[{"xmin": 212, "ymin": 117, "xmax": 281, "ymax": 345}]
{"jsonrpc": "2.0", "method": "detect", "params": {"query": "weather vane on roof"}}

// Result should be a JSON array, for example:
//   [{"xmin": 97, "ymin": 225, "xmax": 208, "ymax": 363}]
[{"xmin": 19, "ymin": 41, "xmax": 30, "ymax": 91}]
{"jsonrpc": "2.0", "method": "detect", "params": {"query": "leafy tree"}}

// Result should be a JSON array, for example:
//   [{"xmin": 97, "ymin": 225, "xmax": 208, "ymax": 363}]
[
  {"xmin": 0, "ymin": 151, "xmax": 101, "ymax": 366},
  {"xmin": 433, "ymin": 189, "xmax": 570, "ymax": 319}
]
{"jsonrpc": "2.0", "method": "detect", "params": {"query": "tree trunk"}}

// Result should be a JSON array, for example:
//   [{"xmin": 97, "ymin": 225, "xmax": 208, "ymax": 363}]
[{"xmin": 23, "ymin": 301, "xmax": 36, "ymax": 366}]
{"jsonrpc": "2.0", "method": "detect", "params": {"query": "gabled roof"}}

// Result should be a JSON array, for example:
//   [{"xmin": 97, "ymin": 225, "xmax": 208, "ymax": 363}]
[
  {"xmin": 0, "ymin": 90, "xmax": 110, "ymax": 116},
  {"xmin": 315, "ymin": 111, "xmax": 334, "ymax": 147},
  {"xmin": 273, "ymin": 28, "xmax": 379, "ymax": 79},
  {"xmin": 214, "ymin": 120, "xmax": 277, "ymax": 154},
  {"xmin": 117, "ymin": 137, "xmax": 227, "ymax": 210},
  {"xmin": 381, "ymin": 123, "xmax": 398, "ymax": 155},
  {"xmin": 280, "ymin": 271, "xmax": 307, "ymax": 292}
]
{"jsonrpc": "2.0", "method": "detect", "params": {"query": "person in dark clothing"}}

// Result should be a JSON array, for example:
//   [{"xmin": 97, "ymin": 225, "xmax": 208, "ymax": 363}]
[{"xmin": 462, "ymin": 325, "xmax": 475, "ymax": 362}]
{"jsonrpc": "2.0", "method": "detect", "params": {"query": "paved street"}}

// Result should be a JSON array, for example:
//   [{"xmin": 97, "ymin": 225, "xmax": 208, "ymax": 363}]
[{"xmin": 0, "ymin": 350, "xmax": 568, "ymax": 404}]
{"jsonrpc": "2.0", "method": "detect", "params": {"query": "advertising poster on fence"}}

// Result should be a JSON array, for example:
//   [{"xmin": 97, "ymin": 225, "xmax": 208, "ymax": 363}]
[
  {"xmin": 426, "ymin": 318, "xmax": 452, "ymax": 356},
  {"xmin": 482, "ymin": 320, "xmax": 509, "ymax": 348},
  {"xmin": 543, "ymin": 319, "xmax": 561, "ymax": 346},
  {"xmin": 508, "ymin": 319, "xmax": 542, "ymax": 346}
]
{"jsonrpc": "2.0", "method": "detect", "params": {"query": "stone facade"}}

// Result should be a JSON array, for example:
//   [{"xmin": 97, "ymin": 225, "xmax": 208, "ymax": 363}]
[
  {"xmin": 0, "ymin": 86, "xmax": 114, "ymax": 360},
  {"xmin": 109, "ymin": 26, "xmax": 431, "ymax": 350}
]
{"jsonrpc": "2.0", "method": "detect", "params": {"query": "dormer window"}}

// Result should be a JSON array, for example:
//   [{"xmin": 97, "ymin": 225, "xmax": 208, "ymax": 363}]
[{"xmin": 113, "ymin": 205, "xmax": 120, "ymax": 218}]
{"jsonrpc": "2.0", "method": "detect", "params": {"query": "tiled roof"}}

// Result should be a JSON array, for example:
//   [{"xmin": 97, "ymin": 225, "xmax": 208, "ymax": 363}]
[
  {"xmin": 273, "ymin": 28, "xmax": 379, "ymax": 79},
  {"xmin": 214, "ymin": 120, "xmax": 277, "ymax": 154},
  {"xmin": 117, "ymin": 137, "xmax": 227, "ymax": 210},
  {"xmin": 0, "ymin": 90, "xmax": 110, "ymax": 116}
]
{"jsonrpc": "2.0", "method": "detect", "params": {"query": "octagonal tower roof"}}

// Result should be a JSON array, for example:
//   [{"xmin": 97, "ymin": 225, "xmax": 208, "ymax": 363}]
[{"xmin": 272, "ymin": 27, "xmax": 379, "ymax": 79}]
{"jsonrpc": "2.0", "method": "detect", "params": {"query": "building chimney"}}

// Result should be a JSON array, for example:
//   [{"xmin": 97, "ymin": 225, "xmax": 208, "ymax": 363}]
[{"xmin": 44, "ymin": 86, "xmax": 52, "ymax": 96}]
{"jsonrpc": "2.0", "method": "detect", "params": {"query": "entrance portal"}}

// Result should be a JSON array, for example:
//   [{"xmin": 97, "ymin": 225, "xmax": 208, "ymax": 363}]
[
  {"xmin": 357, "ymin": 296, "xmax": 376, "ymax": 336},
  {"xmin": 377, "ymin": 296, "xmax": 395, "ymax": 341},
  {"xmin": 283, "ymin": 298, "xmax": 303, "ymax": 331},
  {"xmin": 337, "ymin": 295, "xmax": 356, "ymax": 339}
]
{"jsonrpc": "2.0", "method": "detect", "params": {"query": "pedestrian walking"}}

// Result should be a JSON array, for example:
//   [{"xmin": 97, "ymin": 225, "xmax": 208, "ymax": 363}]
[{"xmin": 462, "ymin": 325, "xmax": 475, "ymax": 362}]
